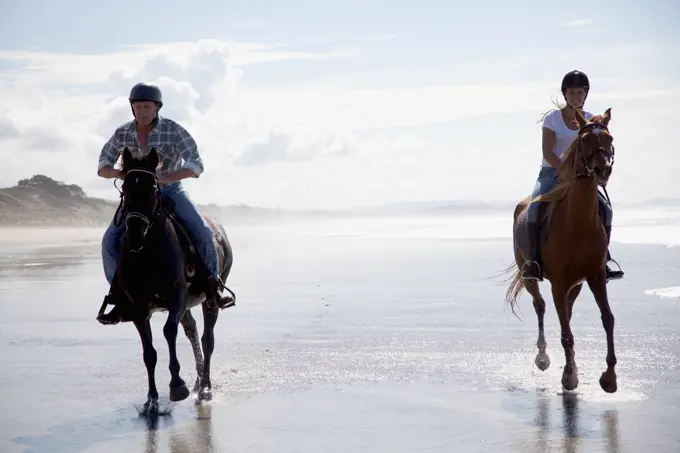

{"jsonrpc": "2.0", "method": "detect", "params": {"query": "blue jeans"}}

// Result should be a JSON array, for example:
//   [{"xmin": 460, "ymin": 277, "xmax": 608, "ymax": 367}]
[
  {"xmin": 527, "ymin": 166, "xmax": 613, "ymax": 228},
  {"xmin": 101, "ymin": 182, "xmax": 219, "ymax": 285}
]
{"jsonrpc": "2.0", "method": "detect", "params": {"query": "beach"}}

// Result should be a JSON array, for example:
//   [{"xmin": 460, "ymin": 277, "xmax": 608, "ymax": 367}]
[{"xmin": 1, "ymin": 211, "xmax": 679, "ymax": 452}]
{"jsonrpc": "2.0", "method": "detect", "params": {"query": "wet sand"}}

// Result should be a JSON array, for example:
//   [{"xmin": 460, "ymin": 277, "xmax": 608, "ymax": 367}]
[{"xmin": 1, "ymin": 222, "xmax": 679, "ymax": 452}]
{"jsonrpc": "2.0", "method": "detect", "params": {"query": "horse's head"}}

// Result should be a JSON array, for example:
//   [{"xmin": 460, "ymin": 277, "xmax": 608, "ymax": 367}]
[
  {"xmin": 573, "ymin": 108, "xmax": 615, "ymax": 186},
  {"xmin": 120, "ymin": 147, "xmax": 161, "ymax": 252}
]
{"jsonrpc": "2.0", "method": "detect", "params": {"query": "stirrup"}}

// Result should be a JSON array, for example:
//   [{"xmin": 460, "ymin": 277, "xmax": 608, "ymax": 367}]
[
  {"xmin": 96, "ymin": 310, "xmax": 122, "ymax": 325},
  {"xmin": 521, "ymin": 260, "xmax": 543, "ymax": 281},
  {"xmin": 96, "ymin": 295, "xmax": 121, "ymax": 325},
  {"xmin": 606, "ymin": 258, "xmax": 624, "ymax": 282},
  {"xmin": 96, "ymin": 289, "xmax": 122, "ymax": 325},
  {"xmin": 209, "ymin": 276, "xmax": 236, "ymax": 310},
  {"xmin": 216, "ymin": 294, "xmax": 236, "ymax": 310}
]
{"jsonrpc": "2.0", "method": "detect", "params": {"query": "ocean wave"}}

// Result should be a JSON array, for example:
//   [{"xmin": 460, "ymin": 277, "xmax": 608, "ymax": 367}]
[
  {"xmin": 644, "ymin": 287, "xmax": 680, "ymax": 299},
  {"xmin": 277, "ymin": 211, "xmax": 680, "ymax": 247}
]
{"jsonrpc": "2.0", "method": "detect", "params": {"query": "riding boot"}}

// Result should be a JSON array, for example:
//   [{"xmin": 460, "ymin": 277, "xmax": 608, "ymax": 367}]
[
  {"xmin": 604, "ymin": 226, "xmax": 624, "ymax": 281},
  {"xmin": 521, "ymin": 223, "xmax": 543, "ymax": 281},
  {"xmin": 96, "ymin": 275, "xmax": 123, "ymax": 325},
  {"xmin": 205, "ymin": 274, "xmax": 236, "ymax": 310}
]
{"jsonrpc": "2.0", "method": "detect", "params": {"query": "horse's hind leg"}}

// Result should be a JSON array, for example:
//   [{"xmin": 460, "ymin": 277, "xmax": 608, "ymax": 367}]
[
  {"xmin": 197, "ymin": 302, "xmax": 220, "ymax": 402},
  {"xmin": 134, "ymin": 318, "xmax": 160, "ymax": 414},
  {"xmin": 526, "ymin": 280, "xmax": 550, "ymax": 371},
  {"xmin": 180, "ymin": 309, "xmax": 204, "ymax": 394}
]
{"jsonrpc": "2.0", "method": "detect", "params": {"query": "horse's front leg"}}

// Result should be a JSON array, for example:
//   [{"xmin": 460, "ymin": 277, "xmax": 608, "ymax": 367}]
[
  {"xmin": 180, "ymin": 309, "xmax": 204, "ymax": 393},
  {"xmin": 551, "ymin": 283, "xmax": 578, "ymax": 390},
  {"xmin": 164, "ymin": 286, "xmax": 190, "ymax": 402},
  {"xmin": 133, "ymin": 318, "xmax": 160, "ymax": 414},
  {"xmin": 587, "ymin": 272, "xmax": 618, "ymax": 393}
]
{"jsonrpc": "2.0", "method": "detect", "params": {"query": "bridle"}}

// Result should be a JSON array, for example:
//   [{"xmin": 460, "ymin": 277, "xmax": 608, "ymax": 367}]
[
  {"xmin": 573, "ymin": 121, "xmax": 616, "ymax": 179},
  {"xmin": 571, "ymin": 121, "xmax": 616, "ymax": 206},
  {"xmin": 113, "ymin": 168, "xmax": 162, "ymax": 251}
]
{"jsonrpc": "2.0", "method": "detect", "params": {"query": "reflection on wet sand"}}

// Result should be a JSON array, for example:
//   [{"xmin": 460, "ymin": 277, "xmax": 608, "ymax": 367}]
[
  {"xmin": 560, "ymin": 393, "xmax": 582, "ymax": 453},
  {"xmin": 533, "ymin": 392, "xmax": 550, "ymax": 452},
  {"xmin": 143, "ymin": 404, "xmax": 215, "ymax": 453},
  {"xmin": 603, "ymin": 410, "xmax": 621, "ymax": 453},
  {"xmin": 531, "ymin": 393, "xmax": 620, "ymax": 453},
  {"xmin": 0, "ymin": 244, "xmax": 96, "ymax": 282}
]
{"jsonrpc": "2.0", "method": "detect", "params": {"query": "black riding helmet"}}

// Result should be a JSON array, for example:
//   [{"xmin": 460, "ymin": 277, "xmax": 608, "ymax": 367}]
[
  {"xmin": 129, "ymin": 82, "xmax": 163, "ymax": 108},
  {"xmin": 561, "ymin": 70, "xmax": 590, "ymax": 96}
]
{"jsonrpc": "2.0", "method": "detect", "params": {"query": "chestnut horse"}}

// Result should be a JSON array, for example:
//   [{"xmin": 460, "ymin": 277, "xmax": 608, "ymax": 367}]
[{"xmin": 504, "ymin": 108, "xmax": 618, "ymax": 393}]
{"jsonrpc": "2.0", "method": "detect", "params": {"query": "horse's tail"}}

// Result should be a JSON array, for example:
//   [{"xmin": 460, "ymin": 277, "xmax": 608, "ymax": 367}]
[{"xmin": 503, "ymin": 260, "xmax": 525, "ymax": 318}]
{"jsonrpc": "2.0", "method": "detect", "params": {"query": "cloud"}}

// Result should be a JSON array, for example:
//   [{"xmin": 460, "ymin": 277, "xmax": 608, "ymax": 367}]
[
  {"xmin": 561, "ymin": 19, "xmax": 593, "ymax": 28},
  {"xmin": 366, "ymin": 33, "xmax": 399, "ymax": 41},
  {"xmin": 0, "ymin": 37, "xmax": 678, "ymax": 209},
  {"xmin": 234, "ymin": 128, "xmax": 355, "ymax": 167},
  {"xmin": 0, "ymin": 116, "xmax": 20, "ymax": 139}
]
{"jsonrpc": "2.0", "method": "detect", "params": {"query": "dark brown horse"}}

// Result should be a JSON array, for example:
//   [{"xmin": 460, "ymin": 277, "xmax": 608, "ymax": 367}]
[
  {"xmin": 110, "ymin": 147, "xmax": 235, "ymax": 414},
  {"xmin": 505, "ymin": 108, "xmax": 618, "ymax": 393}
]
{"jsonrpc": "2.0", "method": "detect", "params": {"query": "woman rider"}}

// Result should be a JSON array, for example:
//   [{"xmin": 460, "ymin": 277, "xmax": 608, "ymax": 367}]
[{"xmin": 521, "ymin": 70, "xmax": 624, "ymax": 282}]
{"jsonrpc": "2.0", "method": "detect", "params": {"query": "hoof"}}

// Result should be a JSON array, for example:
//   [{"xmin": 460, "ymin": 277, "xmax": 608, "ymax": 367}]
[
  {"xmin": 599, "ymin": 371, "xmax": 618, "ymax": 393},
  {"xmin": 535, "ymin": 353, "xmax": 551, "ymax": 371},
  {"xmin": 169, "ymin": 382, "xmax": 191, "ymax": 402},
  {"xmin": 561, "ymin": 365, "xmax": 578, "ymax": 391},
  {"xmin": 144, "ymin": 399, "xmax": 159, "ymax": 415},
  {"xmin": 196, "ymin": 387, "xmax": 213, "ymax": 403},
  {"xmin": 135, "ymin": 396, "xmax": 171, "ymax": 417}
]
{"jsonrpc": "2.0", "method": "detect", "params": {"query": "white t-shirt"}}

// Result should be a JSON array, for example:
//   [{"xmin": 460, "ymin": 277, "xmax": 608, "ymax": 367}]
[{"xmin": 541, "ymin": 109, "xmax": 593, "ymax": 168}]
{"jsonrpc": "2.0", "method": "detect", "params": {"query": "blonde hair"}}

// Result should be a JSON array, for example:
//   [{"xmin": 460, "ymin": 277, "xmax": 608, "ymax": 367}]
[{"xmin": 536, "ymin": 93, "xmax": 566, "ymax": 124}]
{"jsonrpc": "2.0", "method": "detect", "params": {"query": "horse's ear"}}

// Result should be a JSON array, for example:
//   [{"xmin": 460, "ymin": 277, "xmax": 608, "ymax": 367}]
[
  {"xmin": 122, "ymin": 147, "xmax": 133, "ymax": 169},
  {"xmin": 601, "ymin": 108, "xmax": 612, "ymax": 127},
  {"xmin": 148, "ymin": 147, "xmax": 159, "ymax": 170},
  {"xmin": 574, "ymin": 109, "xmax": 588, "ymax": 128}
]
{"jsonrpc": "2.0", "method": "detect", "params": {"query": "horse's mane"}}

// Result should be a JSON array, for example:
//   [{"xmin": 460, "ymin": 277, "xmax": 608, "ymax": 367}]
[{"xmin": 531, "ymin": 138, "xmax": 581, "ymax": 205}]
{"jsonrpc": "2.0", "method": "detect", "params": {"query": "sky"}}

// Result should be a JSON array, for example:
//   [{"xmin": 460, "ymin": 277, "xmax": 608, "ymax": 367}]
[{"xmin": 0, "ymin": 0, "xmax": 678, "ymax": 210}]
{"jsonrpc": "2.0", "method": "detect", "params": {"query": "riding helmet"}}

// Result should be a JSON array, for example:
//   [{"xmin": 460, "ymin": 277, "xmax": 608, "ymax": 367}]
[
  {"xmin": 129, "ymin": 82, "xmax": 163, "ymax": 108},
  {"xmin": 561, "ymin": 70, "xmax": 590, "ymax": 95}
]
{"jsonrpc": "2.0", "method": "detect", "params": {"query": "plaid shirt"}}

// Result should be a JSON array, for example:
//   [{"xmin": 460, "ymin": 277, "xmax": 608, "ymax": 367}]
[{"xmin": 97, "ymin": 116, "xmax": 204, "ymax": 179}]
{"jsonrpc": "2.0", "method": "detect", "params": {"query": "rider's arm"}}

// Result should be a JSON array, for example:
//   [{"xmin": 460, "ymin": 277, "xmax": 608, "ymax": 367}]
[
  {"xmin": 541, "ymin": 111, "xmax": 562, "ymax": 169},
  {"xmin": 175, "ymin": 124, "xmax": 204, "ymax": 178},
  {"xmin": 97, "ymin": 132, "xmax": 123, "ymax": 179},
  {"xmin": 541, "ymin": 127, "xmax": 561, "ymax": 169}
]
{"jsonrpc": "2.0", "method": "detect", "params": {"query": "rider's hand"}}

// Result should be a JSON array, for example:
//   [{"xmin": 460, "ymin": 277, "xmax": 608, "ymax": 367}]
[{"xmin": 98, "ymin": 166, "xmax": 124, "ymax": 180}]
